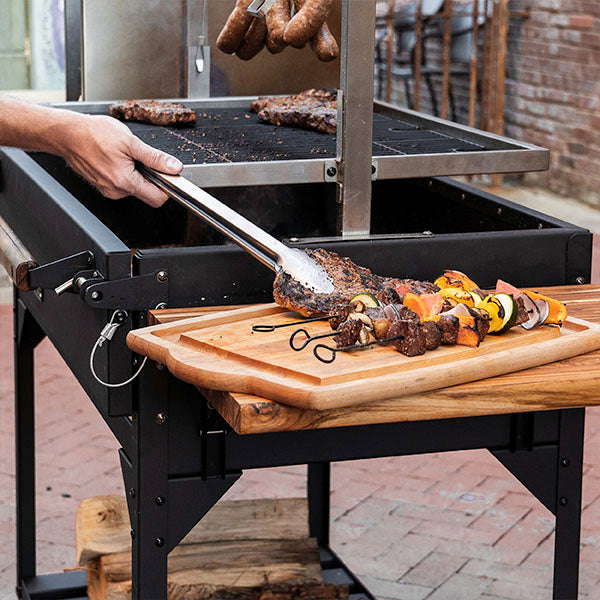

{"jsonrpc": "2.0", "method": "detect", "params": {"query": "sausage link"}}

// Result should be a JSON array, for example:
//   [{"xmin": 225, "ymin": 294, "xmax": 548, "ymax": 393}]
[
  {"xmin": 216, "ymin": 0, "xmax": 255, "ymax": 55},
  {"xmin": 265, "ymin": 0, "xmax": 291, "ymax": 46},
  {"xmin": 236, "ymin": 17, "xmax": 268, "ymax": 60},
  {"xmin": 266, "ymin": 33, "xmax": 287, "ymax": 54},
  {"xmin": 284, "ymin": 0, "xmax": 334, "ymax": 49},
  {"xmin": 311, "ymin": 20, "xmax": 339, "ymax": 62}
]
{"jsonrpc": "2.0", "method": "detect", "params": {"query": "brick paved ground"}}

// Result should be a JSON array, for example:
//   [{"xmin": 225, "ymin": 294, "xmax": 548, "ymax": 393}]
[{"xmin": 1, "ymin": 294, "xmax": 599, "ymax": 600}]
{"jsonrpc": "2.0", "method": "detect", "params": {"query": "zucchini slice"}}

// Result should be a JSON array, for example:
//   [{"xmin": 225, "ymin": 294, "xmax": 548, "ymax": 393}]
[
  {"xmin": 350, "ymin": 293, "xmax": 380, "ymax": 308},
  {"xmin": 493, "ymin": 293, "xmax": 518, "ymax": 333}
]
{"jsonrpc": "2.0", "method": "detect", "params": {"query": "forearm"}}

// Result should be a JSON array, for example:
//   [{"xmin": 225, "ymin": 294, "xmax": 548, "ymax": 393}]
[{"xmin": 0, "ymin": 96, "xmax": 85, "ymax": 156}]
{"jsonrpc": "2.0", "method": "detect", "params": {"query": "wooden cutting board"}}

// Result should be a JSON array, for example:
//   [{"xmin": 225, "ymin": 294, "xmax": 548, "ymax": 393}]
[{"xmin": 127, "ymin": 303, "xmax": 600, "ymax": 410}]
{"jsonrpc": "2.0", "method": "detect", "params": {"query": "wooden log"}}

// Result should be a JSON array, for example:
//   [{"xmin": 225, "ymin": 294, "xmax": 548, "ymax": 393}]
[{"xmin": 77, "ymin": 497, "xmax": 309, "ymax": 565}]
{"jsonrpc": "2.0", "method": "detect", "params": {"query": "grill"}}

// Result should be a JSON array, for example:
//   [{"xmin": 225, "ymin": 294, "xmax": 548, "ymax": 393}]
[
  {"xmin": 1, "ymin": 2, "xmax": 595, "ymax": 599},
  {"xmin": 127, "ymin": 108, "xmax": 485, "ymax": 164}
]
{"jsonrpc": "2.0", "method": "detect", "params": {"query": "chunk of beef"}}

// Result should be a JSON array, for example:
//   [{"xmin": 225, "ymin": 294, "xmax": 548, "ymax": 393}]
[
  {"xmin": 422, "ymin": 321, "xmax": 442, "ymax": 350},
  {"xmin": 334, "ymin": 319, "xmax": 363, "ymax": 348},
  {"xmin": 436, "ymin": 314, "xmax": 460, "ymax": 345}
]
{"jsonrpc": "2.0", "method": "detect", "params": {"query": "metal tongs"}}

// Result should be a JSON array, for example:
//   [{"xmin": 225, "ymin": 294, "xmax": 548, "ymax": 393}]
[{"xmin": 139, "ymin": 166, "xmax": 334, "ymax": 294}]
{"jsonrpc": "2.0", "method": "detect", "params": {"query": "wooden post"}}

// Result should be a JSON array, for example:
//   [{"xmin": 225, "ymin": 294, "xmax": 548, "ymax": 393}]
[
  {"xmin": 414, "ymin": 0, "xmax": 423, "ymax": 110},
  {"xmin": 441, "ymin": 0, "xmax": 452, "ymax": 120},
  {"xmin": 385, "ymin": 0, "xmax": 395, "ymax": 103},
  {"xmin": 468, "ymin": 0, "xmax": 480, "ymax": 128},
  {"xmin": 491, "ymin": 0, "xmax": 509, "ymax": 187},
  {"xmin": 480, "ymin": 0, "xmax": 491, "ymax": 130}
]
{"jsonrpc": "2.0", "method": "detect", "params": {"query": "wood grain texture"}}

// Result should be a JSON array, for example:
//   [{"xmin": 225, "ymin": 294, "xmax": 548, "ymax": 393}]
[
  {"xmin": 77, "ymin": 497, "xmax": 309, "ymax": 565},
  {"xmin": 146, "ymin": 286, "xmax": 600, "ymax": 434},
  {"xmin": 129, "ymin": 291, "xmax": 600, "ymax": 411}
]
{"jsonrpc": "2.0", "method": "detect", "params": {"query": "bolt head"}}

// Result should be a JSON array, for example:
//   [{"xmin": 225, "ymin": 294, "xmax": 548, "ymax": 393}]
[
  {"xmin": 559, "ymin": 496, "xmax": 568, "ymax": 506},
  {"xmin": 128, "ymin": 488, "xmax": 136, "ymax": 498},
  {"xmin": 130, "ymin": 529, "xmax": 136, "ymax": 538},
  {"xmin": 155, "ymin": 537, "xmax": 165, "ymax": 547},
  {"xmin": 155, "ymin": 412, "xmax": 167, "ymax": 425},
  {"xmin": 91, "ymin": 291, "xmax": 99, "ymax": 300},
  {"xmin": 155, "ymin": 496, "xmax": 165, "ymax": 506},
  {"xmin": 326, "ymin": 166, "xmax": 337, "ymax": 177},
  {"xmin": 561, "ymin": 457, "xmax": 570, "ymax": 467},
  {"xmin": 157, "ymin": 271, "xmax": 168, "ymax": 283},
  {"xmin": 371, "ymin": 164, "xmax": 376, "ymax": 175},
  {"xmin": 575, "ymin": 276, "xmax": 585, "ymax": 285}
]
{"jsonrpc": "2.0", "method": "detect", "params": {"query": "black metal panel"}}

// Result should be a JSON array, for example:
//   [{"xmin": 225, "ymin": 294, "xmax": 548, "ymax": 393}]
[{"xmin": 21, "ymin": 572, "xmax": 88, "ymax": 599}]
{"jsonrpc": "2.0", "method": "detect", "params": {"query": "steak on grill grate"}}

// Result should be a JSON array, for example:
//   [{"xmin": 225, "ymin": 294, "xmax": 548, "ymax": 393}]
[
  {"xmin": 109, "ymin": 100, "xmax": 197, "ymax": 127},
  {"xmin": 273, "ymin": 248, "xmax": 438, "ymax": 318},
  {"xmin": 250, "ymin": 89, "xmax": 337, "ymax": 134}
]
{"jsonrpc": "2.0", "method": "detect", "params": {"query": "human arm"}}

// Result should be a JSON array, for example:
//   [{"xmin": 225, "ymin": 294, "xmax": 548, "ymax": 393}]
[{"xmin": 0, "ymin": 96, "xmax": 183, "ymax": 207}]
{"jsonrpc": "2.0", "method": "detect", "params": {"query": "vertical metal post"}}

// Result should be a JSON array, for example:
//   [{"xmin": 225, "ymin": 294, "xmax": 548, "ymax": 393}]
[
  {"xmin": 553, "ymin": 408, "xmax": 585, "ymax": 600},
  {"xmin": 336, "ymin": 0, "xmax": 377, "ymax": 237},
  {"xmin": 131, "ymin": 366, "xmax": 170, "ymax": 600},
  {"xmin": 307, "ymin": 462, "xmax": 331, "ymax": 546},
  {"xmin": 184, "ymin": 0, "xmax": 211, "ymax": 98},
  {"xmin": 64, "ymin": 0, "xmax": 84, "ymax": 101},
  {"xmin": 14, "ymin": 292, "xmax": 45, "ymax": 592}
]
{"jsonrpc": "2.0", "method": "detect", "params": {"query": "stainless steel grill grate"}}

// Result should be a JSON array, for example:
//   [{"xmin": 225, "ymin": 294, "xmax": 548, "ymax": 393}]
[{"xmin": 126, "ymin": 107, "xmax": 486, "ymax": 165}]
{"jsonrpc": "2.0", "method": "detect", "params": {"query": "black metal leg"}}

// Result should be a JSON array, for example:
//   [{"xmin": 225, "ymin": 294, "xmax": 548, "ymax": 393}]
[
  {"xmin": 307, "ymin": 462, "xmax": 330, "ymax": 547},
  {"xmin": 553, "ymin": 408, "xmax": 585, "ymax": 600},
  {"xmin": 130, "ymin": 365, "xmax": 170, "ymax": 600},
  {"xmin": 14, "ymin": 292, "xmax": 45, "ymax": 595}
]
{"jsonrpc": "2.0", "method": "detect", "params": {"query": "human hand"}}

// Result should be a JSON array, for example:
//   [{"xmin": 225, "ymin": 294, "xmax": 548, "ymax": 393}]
[{"xmin": 59, "ymin": 114, "xmax": 183, "ymax": 207}]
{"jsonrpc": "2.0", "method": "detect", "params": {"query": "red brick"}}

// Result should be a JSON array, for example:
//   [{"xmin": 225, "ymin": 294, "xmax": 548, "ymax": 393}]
[
  {"xmin": 569, "ymin": 15, "xmax": 595, "ymax": 29},
  {"xmin": 402, "ymin": 552, "xmax": 468, "ymax": 588}
]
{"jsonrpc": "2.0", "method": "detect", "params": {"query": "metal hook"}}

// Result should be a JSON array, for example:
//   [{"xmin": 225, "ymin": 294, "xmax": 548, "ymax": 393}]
[
  {"xmin": 313, "ymin": 335, "xmax": 404, "ymax": 364},
  {"xmin": 289, "ymin": 328, "xmax": 338, "ymax": 351}
]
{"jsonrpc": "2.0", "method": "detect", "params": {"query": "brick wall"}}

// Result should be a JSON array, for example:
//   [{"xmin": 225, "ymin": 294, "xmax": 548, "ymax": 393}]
[
  {"xmin": 376, "ymin": 0, "xmax": 600, "ymax": 208},
  {"xmin": 505, "ymin": 0, "xmax": 600, "ymax": 208}
]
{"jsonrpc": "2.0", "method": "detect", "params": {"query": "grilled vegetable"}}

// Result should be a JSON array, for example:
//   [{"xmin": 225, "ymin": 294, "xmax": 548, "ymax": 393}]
[
  {"xmin": 489, "ymin": 293, "xmax": 518, "ymax": 333},
  {"xmin": 434, "ymin": 270, "xmax": 481, "ymax": 292},
  {"xmin": 439, "ymin": 288, "xmax": 484, "ymax": 308},
  {"xmin": 350, "ymin": 293, "xmax": 380, "ymax": 309},
  {"xmin": 403, "ymin": 292, "xmax": 444, "ymax": 320},
  {"xmin": 523, "ymin": 290, "xmax": 567, "ymax": 325},
  {"xmin": 476, "ymin": 295, "xmax": 506, "ymax": 334}
]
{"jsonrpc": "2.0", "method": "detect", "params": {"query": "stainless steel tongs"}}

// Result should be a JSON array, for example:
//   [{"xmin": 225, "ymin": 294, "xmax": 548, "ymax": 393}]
[{"xmin": 139, "ymin": 166, "xmax": 334, "ymax": 294}]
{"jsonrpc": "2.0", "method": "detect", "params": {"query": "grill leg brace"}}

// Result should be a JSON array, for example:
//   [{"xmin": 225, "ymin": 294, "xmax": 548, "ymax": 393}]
[
  {"xmin": 308, "ymin": 462, "xmax": 330, "ymax": 547},
  {"xmin": 14, "ymin": 292, "xmax": 45, "ymax": 596},
  {"xmin": 553, "ymin": 408, "xmax": 585, "ymax": 600}
]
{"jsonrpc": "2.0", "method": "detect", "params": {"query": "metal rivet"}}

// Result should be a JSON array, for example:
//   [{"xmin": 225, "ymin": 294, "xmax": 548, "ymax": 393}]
[
  {"xmin": 155, "ymin": 412, "xmax": 167, "ymax": 425},
  {"xmin": 155, "ymin": 496, "xmax": 165, "ymax": 506},
  {"xmin": 497, "ymin": 207, "xmax": 502, "ymax": 215},
  {"xmin": 561, "ymin": 457, "xmax": 570, "ymax": 467},
  {"xmin": 461, "ymin": 194, "xmax": 465, "ymax": 200},
  {"xmin": 128, "ymin": 488, "xmax": 136, "ymax": 498},
  {"xmin": 575, "ymin": 276, "xmax": 585, "ymax": 285},
  {"xmin": 371, "ymin": 164, "xmax": 376, "ymax": 175},
  {"xmin": 155, "ymin": 362, "xmax": 165, "ymax": 370},
  {"xmin": 91, "ymin": 291, "xmax": 99, "ymax": 300},
  {"xmin": 559, "ymin": 497, "xmax": 568, "ymax": 506},
  {"xmin": 428, "ymin": 180, "xmax": 433, "ymax": 186},
  {"xmin": 157, "ymin": 271, "xmax": 168, "ymax": 283},
  {"xmin": 130, "ymin": 529, "xmax": 136, "ymax": 538},
  {"xmin": 326, "ymin": 166, "xmax": 337, "ymax": 177},
  {"xmin": 92, "ymin": 271, "xmax": 99, "ymax": 277},
  {"xmin": 155, "ymin": 302, "xmax": 168, "ymax": 310},
  {"xmin": 155, "ymin": 537, "xmax": 165, "ymax": 547}
]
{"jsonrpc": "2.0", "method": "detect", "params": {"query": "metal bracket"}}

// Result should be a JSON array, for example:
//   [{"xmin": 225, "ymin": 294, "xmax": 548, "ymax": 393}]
[
  {"xmin": 247, "ymin": 0, "xmax": 276, "ymax": 17},
  {"xmin": 324, "ymin": 159, "xmax": 378, "ymax": 182},
  {"xmin": 81, "ymin": 271, "xmax": 169, "ymax": 311},
  {"xmin": 199, "ymin": 400, "xmax": 229, "ymax": 480},
  {"xmin": 27, "ymin": 251, "xmax": 94, "ymax": 291}
]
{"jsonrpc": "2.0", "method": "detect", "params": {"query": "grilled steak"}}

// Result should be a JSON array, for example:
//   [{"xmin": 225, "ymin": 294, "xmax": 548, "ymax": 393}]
[
  {"xmin": 109, "ymin": 100, "xmax": 197, "ymax": 126},
  {"xmin": 435, "ymin": 314, "xmax": 460, "ymax": 345},
  {"xmin": 273, "ymin": 248, "xmax": 438, "ymax": 318},
  {"xmin": 250, "ymin": 89, "xmax": 337, "ymax": 133}
]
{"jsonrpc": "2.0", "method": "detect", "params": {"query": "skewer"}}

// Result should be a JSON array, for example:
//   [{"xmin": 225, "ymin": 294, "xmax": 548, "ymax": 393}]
[
  {"xmin": 252, "ymin": 315, "xmax": 335, "ymax": 333},
  {"xmin": 313, "ymin": 335, "xmax": 404, "ymax": 364},
  {"xmin": 289, "ymin": 328, "xmax": 338, "ymax": 351}
]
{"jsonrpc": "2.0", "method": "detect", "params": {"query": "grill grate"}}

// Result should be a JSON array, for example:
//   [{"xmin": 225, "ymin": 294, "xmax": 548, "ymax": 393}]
[{"xmin": 127, "ymin": 108, "xmax": 485, "ymax": 164}]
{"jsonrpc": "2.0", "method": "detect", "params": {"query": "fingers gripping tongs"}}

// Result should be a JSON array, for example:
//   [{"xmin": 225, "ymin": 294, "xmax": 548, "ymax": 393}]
[{"xmin": 138, "ymin": 166, "xmax": 334, "ymax": 294}]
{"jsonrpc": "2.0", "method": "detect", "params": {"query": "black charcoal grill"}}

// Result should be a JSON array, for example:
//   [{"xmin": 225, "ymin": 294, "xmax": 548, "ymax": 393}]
[{"xmin": 0, "ymin": 1, "xmax": 594, "ymax": 599}]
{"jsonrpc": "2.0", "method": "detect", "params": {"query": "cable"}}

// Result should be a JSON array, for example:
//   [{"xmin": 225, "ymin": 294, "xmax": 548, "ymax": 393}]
[{"xmin": 89, "ymin": 309, "xmax": 148, "ymax": 388}]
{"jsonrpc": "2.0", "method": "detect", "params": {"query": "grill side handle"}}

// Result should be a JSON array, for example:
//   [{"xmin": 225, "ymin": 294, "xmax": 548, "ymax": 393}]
[{"xmin": 0, "ymin": 215, "xmax": 38, "ymax": 291}]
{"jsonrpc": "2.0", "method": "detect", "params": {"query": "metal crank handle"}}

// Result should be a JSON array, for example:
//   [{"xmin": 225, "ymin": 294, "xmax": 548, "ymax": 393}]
[{"xmin": 138, "ymin": 165, "xmax": 278, "ymax": 273}]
